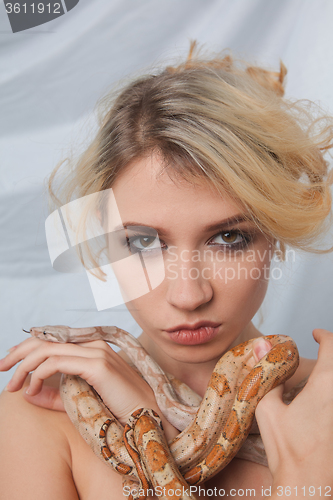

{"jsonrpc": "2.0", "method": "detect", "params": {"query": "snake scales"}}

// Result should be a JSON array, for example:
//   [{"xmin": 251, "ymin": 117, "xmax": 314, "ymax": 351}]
[{"xmin": 28, "ymin": 326, "xmax": 300, "ymax": 500}]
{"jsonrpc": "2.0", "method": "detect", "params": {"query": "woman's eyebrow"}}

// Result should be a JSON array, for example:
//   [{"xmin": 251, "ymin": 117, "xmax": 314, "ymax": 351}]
[
  {"xmin": 112, "ymin": 214, "xmax": 252, "ymax": 235},
  {"xmin": 203, "ymin": 215, "xmax": 253, "ymax": 232}
]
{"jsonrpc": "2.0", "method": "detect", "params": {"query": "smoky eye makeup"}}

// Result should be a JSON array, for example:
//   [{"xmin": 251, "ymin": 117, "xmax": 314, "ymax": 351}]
[
  {"xmin": 207, "ymin": 229, "xmax": 255, "ymax": 251},
  {"xmin": 107, "ymin": 219, "xmax": 261, "ymax": 261},
  {"xmin": 110, "ymin": 226, "xmax": 164, "ymax": 256}
]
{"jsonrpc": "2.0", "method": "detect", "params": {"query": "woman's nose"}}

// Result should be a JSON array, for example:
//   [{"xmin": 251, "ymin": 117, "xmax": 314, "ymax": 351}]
[{"xmin": 165, "ymin": 259, "xmax": 213, "ymax": 311}]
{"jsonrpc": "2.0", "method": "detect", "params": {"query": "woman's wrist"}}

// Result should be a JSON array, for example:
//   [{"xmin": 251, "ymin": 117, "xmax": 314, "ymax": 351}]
[{"xmin": 269, "ymin": 466, "xmax": 333, "ymax": 500}]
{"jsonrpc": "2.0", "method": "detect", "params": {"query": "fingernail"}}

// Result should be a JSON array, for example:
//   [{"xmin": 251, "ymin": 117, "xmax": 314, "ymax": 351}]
[
  {"xmin": 253, "ymin": 339, "xmax": 271, "ymax": 359},
  {"xmin": 257, "ymin": 347, "xmax": 270, "ymax": 359}
]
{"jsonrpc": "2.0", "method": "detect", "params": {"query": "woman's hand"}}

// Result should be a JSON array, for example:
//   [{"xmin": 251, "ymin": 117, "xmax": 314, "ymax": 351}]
[
  {"xmin": 0, "ymin": 337, "xmax": 178, "ymax": 439},
  {"xmin": 255, "ymin": 329, "xmax": 333, "ymax": 497}
]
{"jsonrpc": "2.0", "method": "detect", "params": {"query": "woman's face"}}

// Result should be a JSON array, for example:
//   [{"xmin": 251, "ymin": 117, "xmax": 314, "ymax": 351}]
[{"xmin": 109, "ymin": 154, "xmax": 274, "ymax": 365}]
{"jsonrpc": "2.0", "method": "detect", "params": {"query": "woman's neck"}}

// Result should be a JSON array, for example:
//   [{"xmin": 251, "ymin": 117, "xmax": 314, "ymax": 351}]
[{"xmin": 137, "ymin": 322, "xmax": 262, "ymax": 397}]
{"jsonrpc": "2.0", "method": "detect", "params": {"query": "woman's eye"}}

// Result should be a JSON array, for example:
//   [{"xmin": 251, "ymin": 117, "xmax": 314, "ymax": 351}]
[
  {"xmin": 210, "ymin": 231, "xmax": 248, "ymax": 247},
  {"xmin": 129, "ymin": 235, "xmax": 161, "ymax": 252}
]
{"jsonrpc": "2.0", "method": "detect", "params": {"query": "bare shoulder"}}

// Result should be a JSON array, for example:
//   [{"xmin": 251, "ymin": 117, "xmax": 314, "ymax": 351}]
[
  {"xmin": 0, "ymin": 374, "xmax": 79, "ymax": 499},
  {"xmin": 0, "ymin": 375, "xmax": 124, "ymax": 500}
]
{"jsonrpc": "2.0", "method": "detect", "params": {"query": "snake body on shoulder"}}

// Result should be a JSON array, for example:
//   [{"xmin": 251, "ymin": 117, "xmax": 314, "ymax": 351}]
[{"xmin": 29, "ymin": 326, "xmax": 300, "ymax": 500}]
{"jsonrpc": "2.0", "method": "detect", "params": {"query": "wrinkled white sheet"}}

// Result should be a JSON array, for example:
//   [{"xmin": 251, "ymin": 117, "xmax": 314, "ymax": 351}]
[{"xmin": 1, "ymin": 0, "xmax": 333, "ymax": 390}]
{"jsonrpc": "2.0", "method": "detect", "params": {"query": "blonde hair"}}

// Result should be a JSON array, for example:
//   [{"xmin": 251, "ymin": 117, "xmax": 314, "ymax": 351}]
[{"xmin": 49, "ymin": 43, "xmax": 333, "ymax": 271}]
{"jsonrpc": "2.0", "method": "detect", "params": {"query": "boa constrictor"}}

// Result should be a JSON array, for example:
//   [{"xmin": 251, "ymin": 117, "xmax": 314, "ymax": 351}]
[{"xmin": 28, "ymin": 326, "xmax": 300, "ymax": 500}]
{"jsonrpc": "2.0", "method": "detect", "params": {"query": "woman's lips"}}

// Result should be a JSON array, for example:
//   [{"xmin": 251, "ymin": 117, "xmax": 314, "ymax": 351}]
[{"xmin": 166, "ymin": 325, "xmax": 220, "ymax": 345}]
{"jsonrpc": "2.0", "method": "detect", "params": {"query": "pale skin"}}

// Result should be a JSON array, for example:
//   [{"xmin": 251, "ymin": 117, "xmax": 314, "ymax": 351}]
[{"xmin": 0, "ymin": 154, "xmax": 332, "ymax": 500}]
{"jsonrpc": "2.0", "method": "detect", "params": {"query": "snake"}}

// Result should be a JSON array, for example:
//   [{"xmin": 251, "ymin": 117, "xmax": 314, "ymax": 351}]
[{"xmin": 28, "ymin": 325, "xmax": 300, "ymax": 500}]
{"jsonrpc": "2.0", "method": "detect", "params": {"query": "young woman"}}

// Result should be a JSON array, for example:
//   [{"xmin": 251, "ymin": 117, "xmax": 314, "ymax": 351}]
[{"xmin": 1, "ymin": 48, "xmax": 333, "ymax": 499}]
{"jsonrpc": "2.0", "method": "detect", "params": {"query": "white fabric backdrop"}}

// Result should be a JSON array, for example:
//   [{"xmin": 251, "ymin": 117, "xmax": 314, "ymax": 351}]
[{"xmin": 1, "ymin": 0, "xmax": 333, "ymax": 390}]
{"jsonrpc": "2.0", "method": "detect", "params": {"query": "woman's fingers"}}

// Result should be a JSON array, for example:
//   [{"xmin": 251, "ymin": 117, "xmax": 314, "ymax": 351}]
[
  {"xmin": 252, "ymin": 338, "xmax": 272, "ymax": 363},
  {"xmin": 312, "ymin": 328, "xmax": 333, "ymax": 371},
  {"xmin": 306, "ymin": 329, "xmax": 333, "ymax": 399},
  {"xmin": 2, "ymin": 340, "xmax": 119, "ymax": 392},
  {"xmin": 25, "ymin": 355, "xmax": 125, "ymax": 396},
  {"xmin": 0, "ymin": 337, "xmax": 42, "ymax": 370},
  {"xmin": 25, "ymin": 353, "xmax": 154, "ymax": 422},
  {"xmin": 2, "ymin": 339, "xmax": 153, "ymax": 421},
  {"xmin": 0, "ymin": 338, "xmax": 115, "ymax": 373},
  {"xmin": 255, "ymin": 384, "xmax": 284, "ymax": 432},
  {"xmin": 254, "ymin": 329, "xmax": 333, "ymax": 486},
  {"xmin": 312, "ymin": 327, "xmax": 332, "ymax": 344},
  {"xmin": 255, "ymin": 384, "xmax": 285, "ymax": 441},
  {"xmin": 255, "ymin": 384, "xmax": 284, "ymax": 472},
  {"xmin": 24, "ymin": 385, "xmax": 65, "ymax": 411},
  {"xmin": 0, "ymin": 336, "xmax": 155, "ymax": 422}
]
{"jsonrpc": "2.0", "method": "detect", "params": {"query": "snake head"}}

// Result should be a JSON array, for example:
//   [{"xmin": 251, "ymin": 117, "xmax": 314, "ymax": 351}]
[{"xmin": 27, "ymin": 325, "xmax": 71, "ymax": 343}]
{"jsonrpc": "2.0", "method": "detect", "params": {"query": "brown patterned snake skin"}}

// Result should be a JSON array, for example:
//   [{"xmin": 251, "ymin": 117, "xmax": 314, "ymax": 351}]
[{"xmin": 29, "ymin": 326, "xmax": 301, "ymax": 500}]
